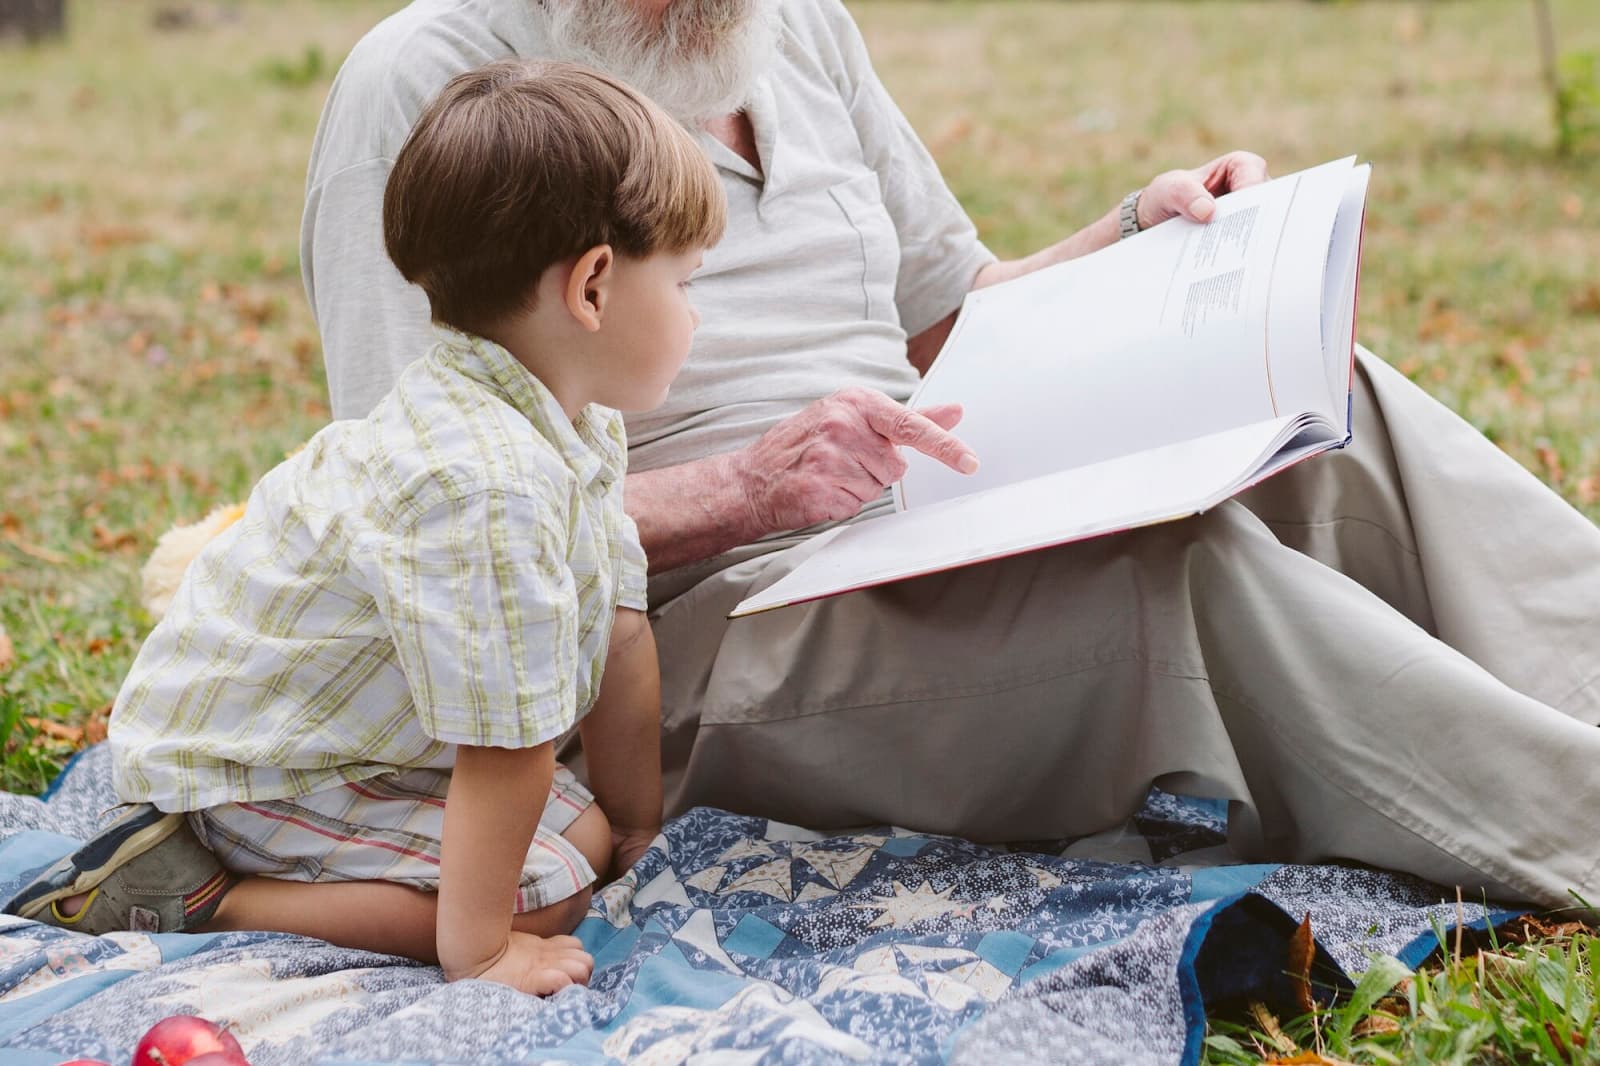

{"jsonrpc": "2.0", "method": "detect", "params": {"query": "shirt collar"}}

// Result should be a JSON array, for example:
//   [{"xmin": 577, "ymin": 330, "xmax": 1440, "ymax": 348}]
[
  {"xmin": 433, "ymin": 326, "xmax": 625, "ymax": 490},
  {"xmin": 483, "ymin": 0, "xmax": 553, "ymax": 62}
]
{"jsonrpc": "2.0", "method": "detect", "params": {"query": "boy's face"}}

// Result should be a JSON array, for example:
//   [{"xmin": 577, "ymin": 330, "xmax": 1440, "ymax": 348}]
[{"xmin": 592, "ymin": 248, "xmax": 703, "ymax": 413}]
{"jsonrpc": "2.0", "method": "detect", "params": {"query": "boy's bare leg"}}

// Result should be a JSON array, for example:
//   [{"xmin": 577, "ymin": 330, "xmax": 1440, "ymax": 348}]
[
  {"xmin": 194, "ymin": 803, "xmax": 610, "ymax": 966},
  {"xmin": 195, "ymin": 878, "xmax": 591, "ymax": 964},
  {"xmin": 49, "ymin": 803, "xmax": 610, "ymax": 971}
]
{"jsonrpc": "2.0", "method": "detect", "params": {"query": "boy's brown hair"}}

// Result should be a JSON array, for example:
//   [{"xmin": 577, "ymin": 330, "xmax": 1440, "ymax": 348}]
[{"xmin": 384, "ymin": 59, "xmax": 727, "ymax": 335}]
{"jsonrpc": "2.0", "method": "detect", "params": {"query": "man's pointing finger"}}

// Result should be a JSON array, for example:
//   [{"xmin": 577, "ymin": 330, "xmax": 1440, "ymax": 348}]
[{"xmin": 857, "ymin": 394, "xmax": 979, "ymax": 475}]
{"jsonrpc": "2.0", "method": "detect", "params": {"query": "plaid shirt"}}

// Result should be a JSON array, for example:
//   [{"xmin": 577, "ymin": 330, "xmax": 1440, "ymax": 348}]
[{"xmin": 111, "ymin": 330, "xmax": 648, "ymax": 812}]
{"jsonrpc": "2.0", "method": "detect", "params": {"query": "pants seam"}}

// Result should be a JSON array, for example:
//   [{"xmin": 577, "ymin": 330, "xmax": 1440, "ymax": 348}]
[{"xmin": 1257, "ymin": 514, "xmax": 1422, "ymax": 559}]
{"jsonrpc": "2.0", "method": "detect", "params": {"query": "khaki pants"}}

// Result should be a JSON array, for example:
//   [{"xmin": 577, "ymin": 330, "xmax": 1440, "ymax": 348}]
[{"xmin": 646, "ymin": 348, "xmax": 1600, "ymax": 908}]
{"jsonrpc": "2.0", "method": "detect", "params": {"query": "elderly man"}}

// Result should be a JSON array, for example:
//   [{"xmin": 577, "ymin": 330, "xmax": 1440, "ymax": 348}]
[{"xmin": 302, "ymin": 0, "xmax": 1600, "ymax": 909}]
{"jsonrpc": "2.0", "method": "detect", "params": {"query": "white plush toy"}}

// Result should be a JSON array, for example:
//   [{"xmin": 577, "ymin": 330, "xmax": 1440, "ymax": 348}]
[{"xmin": 140, "ymin": 501, "xmax": 246, "ymax": 619}]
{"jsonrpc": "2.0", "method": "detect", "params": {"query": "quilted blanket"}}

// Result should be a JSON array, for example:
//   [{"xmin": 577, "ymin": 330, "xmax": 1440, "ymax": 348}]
[{"xmin": 0, "ymin": 746, "xmax": 1517, "ymax": 1065}]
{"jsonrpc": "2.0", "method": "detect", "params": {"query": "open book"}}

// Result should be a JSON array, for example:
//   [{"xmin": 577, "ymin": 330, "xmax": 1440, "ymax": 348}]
[{"xmin": 731, "ymin": 156, "xmax": 1372, "ymax": 617}]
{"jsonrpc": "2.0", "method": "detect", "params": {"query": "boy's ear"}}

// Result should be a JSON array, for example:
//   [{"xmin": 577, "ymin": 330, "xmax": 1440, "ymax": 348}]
[{"xmin": 563, "ymin": 245, "xmax": 614, "ymax": 332}]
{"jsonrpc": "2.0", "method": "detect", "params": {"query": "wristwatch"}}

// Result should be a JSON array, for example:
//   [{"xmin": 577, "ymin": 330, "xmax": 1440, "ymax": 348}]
[{"xmin": 1118, "ymin": 189, "xmax": 1143, "ymax": 240}]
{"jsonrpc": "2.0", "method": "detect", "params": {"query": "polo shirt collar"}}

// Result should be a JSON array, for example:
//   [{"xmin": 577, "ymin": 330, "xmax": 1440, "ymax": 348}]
[
  {"xmin": 434, "ymin": 326, "xmax": 623, "ymax": 490},
  {"xmin": 483, "ymin": 0, "xmax": 552, "ymax": 64}
]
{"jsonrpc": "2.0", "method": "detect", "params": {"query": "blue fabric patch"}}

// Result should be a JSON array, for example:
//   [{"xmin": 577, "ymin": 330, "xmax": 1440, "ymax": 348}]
[
  {"xmin": 879, "ymin": 835, "xmax": 930, "ymax": 857},
  {"xmin": 150, "ymin": 930, "xmax": 227, "ymax": 964},
  {"xmin": 1188, "ymin": 864, "xmax": 1276, "ymax": 903},
  {"xmin": 1017, "ymin": 942, "xmax": 1114, "ymax": 984},
  {"xmin": 604, "ymin": 950, "xmax": 744, "ymax": 1032},
  {"xmin": 723, "ymin": 914, "xmax": 785, "ymax": 960},
  {"xmin": 976, "ymin": 930, "xmax": 1034, "ymax": 976},
  {"xmin": 0, "ymin": 968, "xmax": 144, "ymax": 1041},
  {"xmin": 0, "ymin": 831, "xmax": 77, "ymax": 879},
  {"xmin": 585, "ymin": 920, "xmax": 640, "ymax": 973}
]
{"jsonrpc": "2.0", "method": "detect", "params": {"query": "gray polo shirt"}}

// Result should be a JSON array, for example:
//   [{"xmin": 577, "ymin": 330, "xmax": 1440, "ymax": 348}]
[{"xmin": 302, "ymin": 0, "xmax": 993, "ymax": 475}]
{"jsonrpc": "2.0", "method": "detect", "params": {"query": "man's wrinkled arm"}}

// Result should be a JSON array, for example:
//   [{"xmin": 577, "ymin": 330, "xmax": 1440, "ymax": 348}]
[
  {"xmin": 625, "ymin": 386, "xmax": 976, "ymax": 572},
  {"xmin": 626, "ymin": 455, "xmax": 760, "ymax": 573}
]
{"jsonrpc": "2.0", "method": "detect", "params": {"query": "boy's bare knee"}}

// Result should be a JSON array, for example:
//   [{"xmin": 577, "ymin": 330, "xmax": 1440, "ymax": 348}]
[
  {"xmin": 513, "ymin": 885, "xmax": 592, "ymax": 938},
  {"xmin": 564, "ymin": 802, "xmax": 611, "ymax": 880}
]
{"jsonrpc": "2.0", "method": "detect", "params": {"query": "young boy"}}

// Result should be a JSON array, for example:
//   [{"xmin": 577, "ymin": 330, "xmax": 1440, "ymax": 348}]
[{"xmin": 7, "ymin": 59, "xmax": 726, "ymax": 996}]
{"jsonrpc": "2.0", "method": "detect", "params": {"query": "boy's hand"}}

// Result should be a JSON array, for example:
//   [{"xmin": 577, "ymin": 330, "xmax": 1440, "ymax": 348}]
[
  {"xmin": 608, "ymin": 825, "xmax": 661, "ymax": 882},
  {"xmin": 451, "ymin": 930, "xmax": 593, "ymax": 995}
]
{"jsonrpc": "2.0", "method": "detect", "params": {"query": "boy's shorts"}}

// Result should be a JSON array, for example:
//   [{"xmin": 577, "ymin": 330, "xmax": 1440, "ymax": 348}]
[{"xmin": 189, "ymin": 764, "xmax": 598, "ymax": 913}]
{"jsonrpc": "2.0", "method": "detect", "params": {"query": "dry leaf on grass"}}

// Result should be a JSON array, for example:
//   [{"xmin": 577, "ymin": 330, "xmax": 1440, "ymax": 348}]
[
  {"xmin": 1571, "ymin": 283, "xmax": 1600, "ymax": 316},
  {"xmin": 1536, "ymin": 445, "xmax": 1566, "ymax": 486},
  {"xmin": 92, "ymin": 524, "xmax": 139, "ymax": 553},
  {"xmin": 1288, "ymin": 911, "xmax": 1317, "ymax": 1016},
  {"xmin": 1493, "ymin": 913, "xmax": 1598, "ymax": 945},
  {"xmin": 1248, "ymin": 1001, "xmax": 1297, "ymax": 1055},
  {"xmin": 3, "ymin": 532, "xmax": 70, "ymax": 565},
  {"xmin": 1544, "ymin": 1022, "xmax": 1583, "ymax": 1061},
  {"xmin": 83, "ymin": 703, "xmax": 111, "ymax": 746},
  {"xmin": 1351, "ymin": 1014, "xmax": 1402, "ymax": 1037},
  {"xmin": 23, "ymin": 717, "xmax": 85, "ymax": 746}
]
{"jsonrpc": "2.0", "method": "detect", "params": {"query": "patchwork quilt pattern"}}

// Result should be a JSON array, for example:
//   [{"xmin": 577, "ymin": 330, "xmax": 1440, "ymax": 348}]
[{"xmin": 0, "ymin": 746, "xmax": 1516, "ymax": 1065}]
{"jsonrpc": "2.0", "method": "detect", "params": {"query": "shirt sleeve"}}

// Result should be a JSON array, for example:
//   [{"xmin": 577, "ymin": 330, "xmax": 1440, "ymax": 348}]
[
  {"xmin": 376, "ymin": 490, "xmax": 579, "ymax": 749},
  {"xmin": 816, "ymin": 0, "xmax": 998, "ymax": 337},
  {"xmin": 616, "ymin": 509, "xmax": 648, "ymax": 612}
]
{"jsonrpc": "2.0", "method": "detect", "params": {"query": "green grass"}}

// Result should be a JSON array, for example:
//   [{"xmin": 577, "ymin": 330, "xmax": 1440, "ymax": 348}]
[
  {"xmin": 1, "ymin": 2, "xmax": 1597, "ymax": 1052},
  {"xmin": 4, "ymin": 0, "xmax": 1596, "ymax": 784},
  {"xmin": 3, "ymin": 0, "xmax": 1596, "ymax": 784},
  {"xmin": 1204, "ymin": 917, "xmax": 1600, "ymax": 1064}
]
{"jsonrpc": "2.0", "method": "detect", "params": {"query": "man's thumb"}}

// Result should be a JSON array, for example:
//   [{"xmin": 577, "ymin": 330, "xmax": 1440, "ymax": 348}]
[{"xmin": 1177, "ymin": 176, "xmax": 1216, "ymax": 221}]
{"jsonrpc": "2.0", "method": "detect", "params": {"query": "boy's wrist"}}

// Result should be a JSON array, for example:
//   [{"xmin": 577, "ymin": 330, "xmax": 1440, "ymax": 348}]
[
  {"xmin": 441, "ymin": 933, "xmax": 510, "ymax": 982},
  {"xmin": 438, "ymin": 744, "xmax": 555, "ymax": 982}
]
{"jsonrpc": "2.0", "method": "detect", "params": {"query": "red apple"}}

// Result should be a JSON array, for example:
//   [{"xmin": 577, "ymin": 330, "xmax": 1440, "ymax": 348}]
[{"xmin": 131, "ymin": 1016, "xmax": 246, "ymax": 1066}]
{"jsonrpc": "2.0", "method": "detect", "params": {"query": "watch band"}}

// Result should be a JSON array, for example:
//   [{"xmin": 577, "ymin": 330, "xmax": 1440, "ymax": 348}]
[{"xmin": 1118, "ymin": 189, "xmax": 1143, "ymax": 240}]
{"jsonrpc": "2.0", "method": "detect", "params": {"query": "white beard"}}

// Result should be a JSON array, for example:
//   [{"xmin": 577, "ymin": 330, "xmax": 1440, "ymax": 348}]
[{"xmin": 535, "ymin": 0, "xmax": 782, "ymax": 126}]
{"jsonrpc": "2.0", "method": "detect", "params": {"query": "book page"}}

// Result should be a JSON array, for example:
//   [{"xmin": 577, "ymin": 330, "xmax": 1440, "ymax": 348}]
[
  {"xmin": 734, "ymin": 416, "xmax": 1305, "ymax": 616},
  {"xmin": 1319, "ymin": 164, "xmax": 1371, "ymax": 432},
  {"xmin": 898, "ymin": 157, "xmax": 1357, "ymax": 511},
  {"xmin": 1255, "ymin": 159, "xmax": 1363, "ymax": 422}
]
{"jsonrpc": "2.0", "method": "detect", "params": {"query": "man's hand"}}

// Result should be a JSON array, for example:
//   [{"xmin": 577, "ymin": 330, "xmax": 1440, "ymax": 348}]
[
  {"xmin": 450, "ymin": 930, "xmax": 594, "ymax": 995},
  {"xmin": 727, "ymin": 388, "xmax": 978, "ymax": 532},
  {"xmin": 1137, "ymin": 151, "xmax": 1270, "ymax": 230}
]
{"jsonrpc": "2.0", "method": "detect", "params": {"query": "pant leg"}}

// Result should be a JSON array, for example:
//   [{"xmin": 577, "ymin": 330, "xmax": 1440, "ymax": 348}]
[
  {"xmin": 650, "ymin": 347, "xmax": 1600, "ymax": 908},
  {"xmin": 654, "ymin": 504, "xmax": 1600, "ymax": 908},
  {"xmin": 1239, "ymin": 346, "xmax": 1600, "ymax": 722}
]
